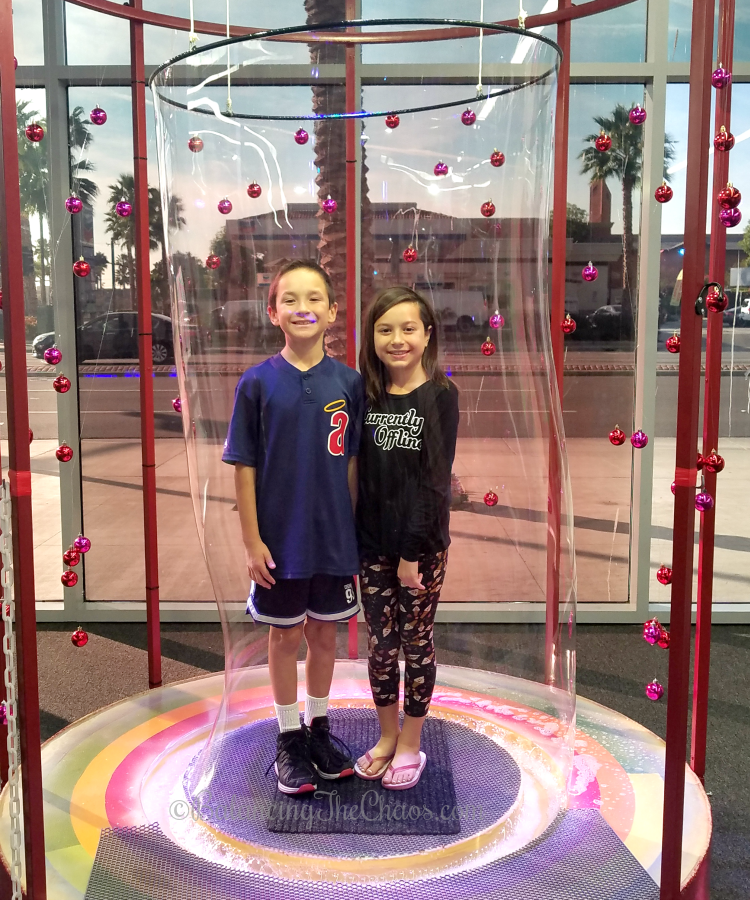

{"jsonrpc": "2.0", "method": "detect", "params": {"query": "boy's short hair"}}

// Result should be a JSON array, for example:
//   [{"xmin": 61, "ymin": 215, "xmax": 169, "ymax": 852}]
[{"xmin": 267, "ymin": 259, "xmax": 336, "ymax": 310}]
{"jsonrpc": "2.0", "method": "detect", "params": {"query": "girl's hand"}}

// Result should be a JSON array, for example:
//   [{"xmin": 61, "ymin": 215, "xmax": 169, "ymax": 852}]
[
  {"xmin": 245, "ymin": 541, "xmax": 276, "ymax": 588},
  {"xmin": 398, "ymin": 558, "xmax": 424, "ymax": 591}
]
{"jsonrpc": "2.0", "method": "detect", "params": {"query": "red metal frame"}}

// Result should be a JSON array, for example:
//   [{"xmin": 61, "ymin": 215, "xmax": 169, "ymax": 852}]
[
  {"xmin": 660, "ymin": 0, "xmax": 716, "ymax": 897},
  {"xmin": 691, "ymin": 0, "xmax": 735, "ymax": 784}
]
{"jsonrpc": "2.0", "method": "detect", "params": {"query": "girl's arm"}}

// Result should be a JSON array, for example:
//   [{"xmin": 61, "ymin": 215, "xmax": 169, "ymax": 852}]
[{"xmin": 235, "ymin": 463, "xmax": 276, "ymax": 588}]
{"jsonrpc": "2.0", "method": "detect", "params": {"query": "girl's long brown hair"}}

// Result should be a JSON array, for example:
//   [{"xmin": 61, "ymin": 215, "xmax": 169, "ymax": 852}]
[{"xmin": 360, "ymin": 286, "xmax": 448, "ymax": 406}]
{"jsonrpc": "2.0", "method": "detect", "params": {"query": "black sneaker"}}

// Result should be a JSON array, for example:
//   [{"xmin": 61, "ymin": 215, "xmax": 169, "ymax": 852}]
[
  {"xmin": 270, "ymin": 728, "xmax": 318, "ymax": 795},
  {"xmin": 308, "ymin": 716, "xmax": 355, "ymax": 780}
]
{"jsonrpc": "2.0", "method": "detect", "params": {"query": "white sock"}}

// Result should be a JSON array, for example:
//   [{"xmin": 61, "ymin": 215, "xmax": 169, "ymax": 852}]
[
  {"xmin": 304, "ymin": 694, "xmax": 329, "ymax": 726},
  {"xmin": 274, "ymin": 701, "xmax": 301, "ymax": 733}
]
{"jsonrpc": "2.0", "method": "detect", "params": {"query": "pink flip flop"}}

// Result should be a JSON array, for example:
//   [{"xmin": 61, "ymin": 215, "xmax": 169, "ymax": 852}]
[
  {"xmin": 382, "ymin": 751, "xmax": 427, "ymax": 791},
  {"xmin": 354, "ymin": 749, "xmax": 396, "ymax": 780}
]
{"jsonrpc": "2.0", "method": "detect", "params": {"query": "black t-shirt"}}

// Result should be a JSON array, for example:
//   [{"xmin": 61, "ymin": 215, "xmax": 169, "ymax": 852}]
[{"xmin": 357, "ymin": 379, "xmax": 460, "ymax": 562}]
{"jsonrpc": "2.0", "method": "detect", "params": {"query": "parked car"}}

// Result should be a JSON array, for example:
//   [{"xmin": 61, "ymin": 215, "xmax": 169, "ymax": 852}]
[
  {"xmin": 723, "ymin": 298, "xmax": 750, "ymax": 326},
  {"xmin": 32, "ymin": 312, "xmax": 174, "ymax": 364},
  {"xmin": 587, "ymin": 304, "xmax": 623, "ymax": 341}
]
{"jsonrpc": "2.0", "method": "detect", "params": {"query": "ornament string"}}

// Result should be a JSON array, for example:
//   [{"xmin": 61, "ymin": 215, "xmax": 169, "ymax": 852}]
[
  {"xmin": 225, "ymin": 0, "xmax": 233, "ymax": 114},
  {"xmin": 476, "ymin": 0, "xmax": 484, "ymax": 96},
  {"xmin": 518, "ymin": 1, "xmax": 528, "ymax": 29},
  {"xmin": 189, "ymin": 0, "xmax": 197, "ymax": 50}
]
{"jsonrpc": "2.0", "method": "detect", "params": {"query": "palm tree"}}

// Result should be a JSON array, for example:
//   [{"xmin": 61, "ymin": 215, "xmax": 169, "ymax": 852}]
[
  {"xmin": 68, "ymin": 105, "xmax": 99, "ymax": 207},
  {"xmin": 152, "ymin": 193, "xmax": 186, "ymax": 314},
  {"xmin": 16, "ymin": 99, "xmax": 47, "ymax": 311},
  {"xmin": 105, "ymin": 175, "xmax": 154, "ymax": 307},
  {"xmin": 579, "ymin": 103, "xmax": 676, "ymax": 338}
]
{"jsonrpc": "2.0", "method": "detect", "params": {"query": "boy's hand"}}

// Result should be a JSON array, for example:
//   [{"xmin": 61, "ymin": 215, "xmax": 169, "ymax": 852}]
[
  {"xmin": 398, "ymin": 558, "xmax": 424, "ymax": 591},
  {"xmin": 246, "ymin": 541, "xmax": 276, "ymax": 588}
]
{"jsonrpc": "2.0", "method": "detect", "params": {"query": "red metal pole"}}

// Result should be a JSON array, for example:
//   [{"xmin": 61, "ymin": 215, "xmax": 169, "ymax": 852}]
[
  {"xmin": 691, "ymin": 0, "xmax": 734, "ymax": 783},
  {"xmin": 545, "ymin": 0, "xmax": 570, "ymax": 684},
  {"xmin": 0, "ymin": 1, "xmax": 48, "ymax": 894},
  {"xmin": 131, "ymin": 0, "xmax": 162, "ymax": 687},
  {"xmin": 661, "ymin": 0, "xmax": 715, "ymax": 896}
]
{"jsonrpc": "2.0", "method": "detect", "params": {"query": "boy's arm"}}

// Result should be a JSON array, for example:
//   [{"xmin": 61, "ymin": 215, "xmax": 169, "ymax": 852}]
[
  {"xmin": 348, "ymin": 456, "xmax": 358, "ymax": 514},
  {"xmin": 234, "ymin": 463, "xmax": 276, "ymax": 587}
]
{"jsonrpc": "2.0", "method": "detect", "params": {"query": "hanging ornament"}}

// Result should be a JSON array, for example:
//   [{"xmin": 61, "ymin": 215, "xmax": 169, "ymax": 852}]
[
  {"xmin": 322, "ymin": 195, "xmax": 338, "ymax": 214},
  {"xmin": 718, "ymin": 184, "xmax": 741, "ymax": 209},
  {"xmin": 696, "ymin": 452, "xmax": 706, "ymax": 471},
  {"xmin": 609, "ymin": 425, "xmax": 626, "ymax": 446},
  {"xmin": 562, "ymin": 314, "xmax": 577, "ymax": 335},
  {"xmin": 56, "ymin": 443, "xmax": 74, "ymax": 462},
  {"xmin": 631, "ymin": 429, "xmax": 649, "ymax": 449},
  {"xmin": 172, "ymin": 397, "xmax": 182, "ymax": 413},
  {"xmin": 71, "ymin": 627, "xmax": 89, "ymax": 647},
  {"xmin": 218, "ymin": 197, "xmax": 232, "ymax": 215},
  {"xmin": 247, "ymin": 181, "xmax": 262, "ymax": 199},
  {"xmin": 711, "ymin": 65, "xmax": 731, "ymax": 89},
  {"xmin": 385, "ymin": 113, "xmax": 400, "ymax": 129},
  {"xmin": 695, "ymin": 491, "xmax": 714, "ymax": 511},
  {"xmin": 489, "ymin": 312, "xmax": 504, "ymax": 329},
  {"xmin": 671, "ymin": 481, "xmax": 676, "ymax": 495},
  {"xmin": 205, "ymin": 254, "xmax": 220, "ymax": 270},
  {"xmin": 656, "ymin": 565, "xmax": 673, "ymax": 585},
  {"xmin": 74, "ymin": 535, "xmax": 92, "ymax": 553},
  {"xmin": 65, "ymin": 195, "xmax": 83, "ymax": 214},
  {"xmin": 645, "ymin": 679, "xmax": 664, "ymax": 701},
  {"xmin": 188, "ymin": 135, "xmax": 204, "ymax": 152},
  {"xmin": 115, "ymin": 200, "xmax": 132, "ymax": 217},
  {"xmin": 703, "ymin": 451, "xmax": 725, "ymax": 473},
  {"xmin": 490, "ymin": 149, "xmax": 505, "ymax": 168},
  {"xmin": 294, "ymin": 127, "xmax": 309, "ymax": 145},
  {"xmin": 44, "ymin": 346, "xmax": 62, "ymax": 365},
  {"xmin": 480, "ymin": 200, "xmax": 496, "ymax": 218},
  {"xmin": 629, "ymin": 105, "xmax": 647, "ymax": 125},
  {"xmin": 642, "ymin": 618, "xmax": 662, "ymax": 645},
  {"xmin": 53, "ymin": 375, "xmax": 71, "ymax": 393},
  {"xmin": 581, "ymin": 261, "xmax": 598, "ymax": 282},
  {"xmin": 13, "ymin": 56, "xmax": 17, "ymax": 69},
  {"xmin": 25, "ymin": 122, "xmax": 44, "ymax": 142},
  {"xmin": 655, "ymin": 183, "xmax": 673, "ymax": 204},
  {"xmin": 434, "ymin": 161, "xmax": 448, "ymax": 177},
  {"xmin": 0, "ymin": 701, "xmax": 6, "ymax": 726},
  {"xmin": 461, "ymin": 108, "xmax": 476, "ymax": 126},
  {"xmin": 63, "ymin": 547, "xmax": 81, "ymax": 567},
  {"xmin": 666, "ymin": 333, "xmax": 680, "ymax": 353},
  {"xmin": 89, "ymin": 106, "xmax": 107, "ymax": 125},
  {"xmin": 29, "ymin": 429, "xmax": 33, "ymax": 444},
  {"xmin": 706, "ymin": 287, "xmax": 729, "ymax": 312},
  {"xmin": 594, "ymin": 132, "xmax": 612, "ymax": 152},
  {"xmin": 714, "ymin": 126, "xmax": 735, "ymax": 152},
  {"xmin": 484, "ymin": 490, "xmax": 499, "ymax": 507},
  {"xmin": 73, "ymin": 257, "xmax": 91, "ymax": 278},
  {"xmin": 402, "ymin": 246, "xmax": 417, "ymax": 263},
  {"xmin": 61, "ymin": 569, "xmax": 78, "ymax": 587},
  {"xmin": 481, "ymin": 338, "xmax": 496, "ymax": 357},
  {"xmin": 657, "ymin": 628, "xmax": 671, "ymax": 650},
  {"xmin": 719, "ymin": 207, "xmax": 742, "ymax": 228}
]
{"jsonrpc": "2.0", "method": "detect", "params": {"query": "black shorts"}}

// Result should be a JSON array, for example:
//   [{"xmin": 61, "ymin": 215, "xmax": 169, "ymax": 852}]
[{"xmin": 247, "ymin": 574, "xmax": 360, "ymax": 628}]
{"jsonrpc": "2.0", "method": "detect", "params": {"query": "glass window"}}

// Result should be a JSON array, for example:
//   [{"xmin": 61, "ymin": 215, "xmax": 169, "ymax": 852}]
[
  {"xmin": 571, "ymin": 0, "xmax": 647, "ymax": 64},
  {"xmin": 12, "ymin": 0, "xmax": 45, "ymax": 66},
  {"xmin": 65, "ymin": 4, "xmax": 130, "ymax": 66}
]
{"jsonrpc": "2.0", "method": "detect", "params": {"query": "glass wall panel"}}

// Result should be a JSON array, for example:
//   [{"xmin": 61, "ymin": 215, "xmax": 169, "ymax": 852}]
[
  {"xmin": 570, "ymin": 0, "xmax": 646, "ymax": 64},
  {"xmin": 12, "ymin": 0, "xmax": 45, "ymax": 66},
  {"xmin": 65, "ymin": 4, "xmax": 130, "ymax": 66}
]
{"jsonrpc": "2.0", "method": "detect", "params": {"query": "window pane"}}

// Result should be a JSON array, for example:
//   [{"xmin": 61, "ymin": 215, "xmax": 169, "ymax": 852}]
[
  {"xmin": 571, "ymin": 0, "xmax": 646, "ymax": 64},
  {"xmin": 13, "ymin": 0, "xmax": 45, "ymax": 66},
  {"xmin": 65, "ymin": 4, "xmax": 130, "ymax": 65}
]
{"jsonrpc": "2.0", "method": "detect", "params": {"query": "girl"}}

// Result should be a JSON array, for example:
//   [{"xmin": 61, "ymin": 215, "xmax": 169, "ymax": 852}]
[{"xmin": 354, "ymin": 286, "xmax": 459, "ymax": 790}]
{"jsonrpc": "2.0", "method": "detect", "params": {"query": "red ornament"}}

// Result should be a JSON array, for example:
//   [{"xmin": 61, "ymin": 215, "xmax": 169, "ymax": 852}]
[
  {"xmin": 402, "ymin": 246, "xmax": 417, "ymax": 263},
  {"xmin": 655, "ymin": 183, "xmax": 673, "ymax": 203},
  {"xmin": 73, "ymin": 257, "xmax": 90, "ymax": 278},
  {"xmin": 90, "ymin": 106, "xmax": 107, "ymax": 125},
  {"xmin": 53, "ymin": 375, "xmax": 71, "ymax": 393},
  {"xmin": 172, "ymin": 397, "xmax": 182, "ymax": 413},
  {"xmin": 25, "ymin": 122, "xmax": 44, "ymax": 142},
  {"xmin": 294, "ymin": 128, "xmax": 309, "ymax": 145},
  {"xmin": 56, "ymin": 443, "xmax": 74, "ymax": 462},
  {"xmin": 218, "ymin": 197, "xmax": 232, "ymax": 215},
  {"xmin": 115, "ymin": 200, "xmax": 132, "ymax": 217},
  {"xmin": 385, "ymin": 114, "xmax": 400, "ymax": 129},
  {"xmin": 322, "ymin": 195, "xmax": 338, "ymax": 214},
  {"xmin": 480, "ymin": 200, "xmax": 496, "ymax": 218},
  {"xmin": 718, "ymin": 184, "xmax": 741, "ymax": 209},
  {"xmin": 657, "ymin": 629, "xmax": 671, "ymax": 650},
  {"xmin": 44, "ymin": 346, "xmax": 62, "ymax": 365},
  {"xmin": 666, "ymin": 333, "xmax": 680, "ymax": 353},
  {"xmin": 74, "ymin": 535, "xmax": 92, "ymax": 553},
  {"xmin": 719, "ymin": 207, "xmax": 742, "ymax": 228},
  {"xmin": 434, "ymin": 161, "xmax": 448, "ymax": 177},
  {"xmin": 29, "ymin": 429, "xmax": 33, "ymax": 444},
  {"xmin": 561, "ymin": 314, "xmax": 576, "ymax": 335},
  {"xmin": 582, "ymin": 262, "xmax": 598, "ymax": 282},
  {"xmin": 484, "ymin": 491, "xmax": 498, "ymax": 507},
  {"xmin": 714, "ymin": 126, "xmax": 735, "ymax": 152},
  {"xmin": 247, "ymin": 181, "xmax": 262, "ymax": 199},
  {"xmin": 703, "ymin": 451, "xmax": 725, "ymax": 473},
  {"xmin": 629, "ymin": 105, "xmax": 647, "ymax": 125},
  {"xmin": 188, "ymin": 135, "xmax": 204, "ymax": 152},
  {"xmin": 61, "ymin": 570, "xmax": 78, "ymax": 587},
  {"xmin": 461, "ymin": 108, "xmax": 476, "ymax": 126},
  {"xmin": 65, "ymin": 196, "xmax": 83, "ymax": 214},
  {"xmin": 490, "ymin": 150, "xmax": 505, "ymax": 168},
  {"xmin": 594, "ymin": 132, "xmax": 612, "ymax": 152},
  {"xmin": 646, "ymin": 679, "xmax": 664, "ymax": 701},
  {"xmin": 631, "ymin": 429, "xmax": 649, "ymax": 449},
  {"xmin": 706, "ymin": 287, "xmax": 728, "ymax": 313},
  {"xmin": 609, "ymin": 425, "xmax": 626, "ymax": 446},
  {"xmin": 697, "ymin": 452, "xmax": 706, "ymax": 471},
  {"xmin": 656, "ymin": 565, "xmax": 673, "ymax": 585},
  {"xmin": 63, "ymin": 548, "xmax": 80, "ymax": 567},
  {"xmin": 643, "ymin": 618, "xmax": 662, "ymax": 645},
  {"xmin": 481, "ymin": 339, "xmax": 496, "ymax": 357},
  {"xmin": 205, "ymin": 254, "xmax": 220, "ymax": 269},
  {"xmin": 71, "ymin": 627, "xmax": 89, "ymax": 647}
]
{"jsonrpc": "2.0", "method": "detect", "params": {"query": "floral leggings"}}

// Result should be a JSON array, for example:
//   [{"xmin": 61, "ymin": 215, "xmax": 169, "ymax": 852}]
[{"xmin": 360, "ymin": 550, "xmax": 448, "ymax": 718}]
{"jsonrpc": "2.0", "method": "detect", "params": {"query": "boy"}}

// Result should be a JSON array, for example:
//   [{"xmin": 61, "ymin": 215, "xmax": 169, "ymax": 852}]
[{"xmin": 222, "ymin": 260, "xmax": 363, "ymax": 795}]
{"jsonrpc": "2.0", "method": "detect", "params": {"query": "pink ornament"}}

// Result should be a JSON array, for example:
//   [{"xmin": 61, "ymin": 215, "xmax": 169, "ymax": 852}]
[
  {"xmin": 188, "ymin": 135, "xmax": 204, "ymax": 153},
  {"xmin": 594, "ymin": 132, "xmax": 611, "ymax": 152},
  {"xmin": 402, "ymin": 246, "xmax": 417, "ymax": 263},
  {"xmin": 714, "ymin": 126, "xmax": 735, "ymax": 152},
  {"xmin": 582, "ymin": 262, "xmax": 598, "ymax": 282},
  {"xmin": 712, "ymin": 66, "xmax": 731, "ymax": 89},
  {"xmin": 631, "ymin": 430, "xmax": 649, "ymax": 449},
  {"xmin": 385, "ymin": 114, "xmax": 399, "ymax": 129},
  {"xmin": 657, "ymin": 629, "xmax": 671, "ymax": 650},
  {"xmin": 247, "ymin": 181, "xmax": 262, "ymax": 199},
  {"xmin": 25, "ymin": 122, "xmax": 44, "ymax": 142},
  {"xmin": 61, "ymin": 569, "xmax": 78, "ymax": 587},
  {"xmin": 490, "ymin": 149, "xmax": 505, "ymax": 168},
  {"xmin": 629, "ymin": 105, "xmax": 647, "ymax": 125},
  {"xmin": 65, "ymin": 196, "xmax": 83, "ymax": 214},
  {"xmin": 655, "ymin": 183, "xmax": 673, "ymax": 204},
  {"xmin": 115, "ymin": 200, "xmax": 132, "ymax": 217},
  {"xmin": 484, "ymin": 491, "xmax": 498, "ymax": 507},
  {"xmin": 695, "ymin": 491, "xmax": 714, "ymax": 511},
  {"xmin": 0, "ymin": 701, "xmax": 6, "ymax": 726},
  {"xmin": 218, "ymin": 197, "xmax": 232, "ymax": 215},
  {"xmin": 706, "ymin": 287, "xmax": 729, "ymax": 312},
  {"xmin": 205, "ymin": 254, "xmax": 220, "ymax": 270},
  {"xmin": 671, "ymin": 481, "xmax": 676, "ymax": 495},
  {"xmin": 718, "ymin": 184, "xmax": 741, "ymax": 209},
  {"xmin": 656, "ymin": 565, "xmax": 672, "ymax": 585},
  {"xmin": 71, "ymin": 627, "xmax": 89, "ymax": 647},
  {"xmin": 719, "ymin": 207, "xmax": 742, "ymax": 228},
  {"xmin": 44, "ymin": 347, "xmax": 62, "ymax": 365},
  {"xmin": 645, "ymin": 679, "xmax": 664, "ymax": 701},
  {"xmin": 461, "ymin": 108, "xmax": 476, "ymax": 126},
  {"xmin": 73, "ymin": 258, "xmax": 90, "ymax": 278},
  {"xmin": 74, "ymin": 535, "xmax": 92, "ymax": 553},
  {"xmin": 481, "ymin": 339, "xmax": 496, "ymax": 357},
  {"xmin": 481, "ymin": 200, "xmax": 496, "ymax": 218},
  {"xmin": 53, "ymin": 375, "xmax": 71, "ymax": 393},
  {"xmin": 294, "ymin": 128, "xmax": 309, "ymax": 145},
  {"xmin": 322, "ymin": 195, "xmax": 338, "ymax": 214},
  {"xmin": 56, "ymin": 443, "xmax": 74, "ymax": 462},
  {"xmin": 666, "ymin": 334, "xmax": 680, "ymax": 353},
  {"xmin": 489, "ymin": 313, "xmax": 504, "ymax": 329},
  {"xmin": 172, "ymin": 397, "xmax": 182, "ymax": 413},
  {"xmin": 703, "ymin": 451, "xmax": 725, "ymax": 474},
  {"xmin": 13, "ymin": 56, "xmax": 17, "ymax": 70},
  {"xmin": 609, "ymin": 425, "xmax": 626, "ymax": 446},
  {"xmin": 90, "ymin": 106, "xmax": 107, "ymax": 125},
  {"xmin": 643, "ymin": 618, "xmax": 662, "ymax": 645},
  {"xmin": 562, "ymin": 314, "xmax": 576, "ymax": 335},
  {"xmin": 434, "ymin": 161, "xmax": 448, "ymax": 177},
  {"xmin": 63, "ymin": 547, "xmax": 81, "ymax": 567}
]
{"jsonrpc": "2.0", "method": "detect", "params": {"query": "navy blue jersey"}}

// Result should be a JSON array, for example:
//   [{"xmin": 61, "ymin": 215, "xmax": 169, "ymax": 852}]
[{"xmin": 223, "ymin": 353, "xmax": 364, "ymax": 579}]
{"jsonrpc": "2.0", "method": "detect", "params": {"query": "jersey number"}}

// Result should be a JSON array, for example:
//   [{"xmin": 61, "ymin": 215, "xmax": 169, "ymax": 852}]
[{"xmin": 328, "ymin": 410, "xmax": 349, "ymax": 456}]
